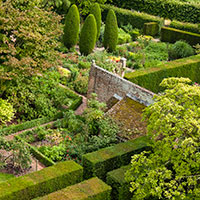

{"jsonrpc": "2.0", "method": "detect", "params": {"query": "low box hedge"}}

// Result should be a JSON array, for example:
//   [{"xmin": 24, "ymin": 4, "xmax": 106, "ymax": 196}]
[
  {"xmin": 124, "ymin": 54, "xmax": 200, "ymax": 93},
  {"xmin": 169, "ymin": 20, "xmax": 200, "ymax": 35},
  {"xmin": 101, "ymin": 4, "xmax": 163, "ymax": 30},
  {"xmin": 0, "ymin": 161, "xmax": 83, "ymax": 200},
  {"xmin": 161, "ymin": 27, "xmax": 200, "ymax": 45},
  {"xmin": 143, "ymin": 22, "xmax": 159, "ymax": 36},
  {"xmin": 34, "ymin": 177, "xmax": 112, "ymax": 200},
  {"xmin": 106, "ymin": 165, "xmax": 131, "ymax": 200},
  {"xmin": 82, "ymin": 136, "xmax": 150, "ymax": 180}
]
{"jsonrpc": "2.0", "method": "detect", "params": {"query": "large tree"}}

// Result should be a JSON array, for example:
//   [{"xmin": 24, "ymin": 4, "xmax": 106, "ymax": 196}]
[{"xmin": 126, "ymin": 77, "xmax": 200, "ymax": 200}]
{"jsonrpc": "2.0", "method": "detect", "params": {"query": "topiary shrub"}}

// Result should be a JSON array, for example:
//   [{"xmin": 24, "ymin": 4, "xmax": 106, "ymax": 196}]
[
  {"xmin": 63, "ymin": 4, "xmax": 80, "ymax": 49},
  {"xmin": 90, "ymin": 3, "xmax": 101, "ymax": 40},
  {"xmin": 168, "ymin": 40, "xmax": 195, "ymax": 60},
  {"xmin": 79, "ymin": 14, "xmax": 97, "ymax": 56},
  {"xmin": 103, "ymin": 9, "xmax": 118, "ymax": 52}
]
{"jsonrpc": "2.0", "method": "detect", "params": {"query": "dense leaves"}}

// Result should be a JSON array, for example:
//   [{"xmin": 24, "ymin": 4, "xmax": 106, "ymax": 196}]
[
  {"xmin": 126, "ymin": 77, "xmax": 200, "ymax": 199},
  {"xmin": 0, "ymin": 0, "xmax": 62, "ymax": 81}
]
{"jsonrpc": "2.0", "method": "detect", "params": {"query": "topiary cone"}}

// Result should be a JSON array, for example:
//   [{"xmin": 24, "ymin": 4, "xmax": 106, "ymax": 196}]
[
  {"xmin": 79, "ymin": 14, "xmax": 97, "ymax": 56},
  {"xmin": 63, "ymin": 4, "xmax": 80, "ymax": 49},
  {"xmin": 90, "ymin": 3, "xmax": 101, "ymax": 40},
  {"xmin": 103, "ymin": 9, "xmax": 118, "ymax": 52}
]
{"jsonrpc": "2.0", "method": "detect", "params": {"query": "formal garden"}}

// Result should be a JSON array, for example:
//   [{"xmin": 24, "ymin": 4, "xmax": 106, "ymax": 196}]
[{"xmin": 0, "ymin": 0, "xmax": 200, "ymax": 199}]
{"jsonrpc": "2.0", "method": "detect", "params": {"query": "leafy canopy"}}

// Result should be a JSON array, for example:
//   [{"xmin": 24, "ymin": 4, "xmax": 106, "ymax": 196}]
[{"xmin": 126, "ymin": 77, "xmax": 200, "ymax": 200}]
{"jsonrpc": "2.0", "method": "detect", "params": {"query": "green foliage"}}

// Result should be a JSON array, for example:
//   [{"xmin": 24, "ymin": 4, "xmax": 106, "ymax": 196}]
[
  {"xmin": 103, "ymin": 9, "xmax": 118, "ymax": 52},
  {"xmin": 0, "ymin": 161, "xmax": 83, "ymax": 200},
  {"xmin": 63, "ymin": 4, "xmax": 80, "ymax": 49},
  {"xmin": 10, "ymin": 0, "xmax": 42, "ymax": 10},
  {"xmin": 168, "ymin": 40, "xmax": 195, "ymax": 60},
  {"xmin": 126, "ymin": 78, "xmax": 200, "ymax": 199},
  {"xmin": 124, "ymin": 54, "xmax": 200, "ymax": 93},
  {"xmin": 35, "ymin": 177, "xmax": 112, "ymax": 200},
  {"xmin": 0, "ymin": 0, "xmax": 62, "ymax": 80},
  {"xmin": 2, "ymin": 71, "xmax": 78, "ymax": 121},
  {"xmin": 161, "ymin": 27, "xmax": 200, "ymax": 46},
  {"xmin": 79, "ymin": 14, "xmax": 97, "ymax": 55},
  {"xmin": 90, "ymin": 3, "xmax": 101, "ymax": 40},
  {"xmin": 73, "ymin": 74, "xmax": 88, "ymax": 94},
  {"xmin": 118, "ymin": 28, "xmax": 132, "ymax": 45},
  {"xmin": 170, "ymin": 20, "xmax": 200, "ymax": 35},
  {"xmin": 42, "ymin": 0, "xmax": 71, "ymax": 14},
  {"xmin": 70, "ymin": 0, "xmax": 107, "ymax": 15},
  {"xmin": 0, "ymin": 98, "xmax": 15, "ymax": 126},
  {"xmin": 101, "ymin": 4, "xmax": 163, "ymax": 30},
  {"xmin": 129, "ymin": 29, "xmax": 140, "ymax": 41},
  {"xmin": 109, "ymin": 0, "xmax": 200, "ymax": 23}
]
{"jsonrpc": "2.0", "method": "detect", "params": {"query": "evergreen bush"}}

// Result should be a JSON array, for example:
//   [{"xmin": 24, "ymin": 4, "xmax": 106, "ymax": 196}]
[
  {"xmin": 90, "ymin": 3, "xmax": 101, "ymax": 40},
  {"xmin": 79, "ymin": 14, "xmax": 97, "ymax": 56},
  {"xmin": 168, "ymin": 40, "xmax": 195, "ymax": 60},
  {"xmin": 103, "ymin": 9, "xmax": 118, "ymax": 52},
  {"xmin": 63, "ymin": 4, "xmax": 80, "ymax": 49}
]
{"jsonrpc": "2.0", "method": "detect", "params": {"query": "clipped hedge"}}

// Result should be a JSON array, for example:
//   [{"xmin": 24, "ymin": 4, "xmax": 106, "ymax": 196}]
[
  {"xmin": 109, "ymin": 0, "xmax": 200, "ymax": 23},
  {"xmin": 161, "ymin": 27, "xmax": 200, "ymax": 45},
  {"xmin": 124, "ymin": 54, "xmax": 200, "ymax": 93},
  {"xmin": 82, "ymin": 136, "xmax": 150, "ymax": 180},
  {"xmin": 101, "ymin": 4, "xmax": 163, "ymax": 30},
  {"xmin": 169, "ymin": 20, "xmax": 200, "ymax": 35},
  {"xmin": 106, "ymin": 165, "xmax": 131, "ymax": 200},
  {"xmin": 15, "ymin": 135, "xmax": 55, "ymax": 167},
  {"xmin": 0, "ymin": 161, "xmax": 83, "ymax": 200},
  {"xmin": 143, "ymin": 22, "xmax": 159, "ymax": 36},
  {"xmin": 34, "ymin": 177, "xmax": 112, "ymax": 200},
  {"xmin": 0, "ymin": 112, "xmax": 63, "ymax": 137}
]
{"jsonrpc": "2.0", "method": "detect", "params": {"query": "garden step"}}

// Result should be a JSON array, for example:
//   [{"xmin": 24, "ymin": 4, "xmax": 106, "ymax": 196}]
[
  {"xmin": 106, "ymin": 165, "xmax": 131, "ymax": 200},
  {"xmin": 33, "ymin": 177, "xmax": 111, "ymax": 200}
]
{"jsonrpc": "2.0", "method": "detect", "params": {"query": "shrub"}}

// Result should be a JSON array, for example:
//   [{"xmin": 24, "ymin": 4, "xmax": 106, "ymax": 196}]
[
  {"xmin": 118, "ymin": 28, "xmax": 131, "ymax": 44},
  {"xmin": 90, "ymin": 3, "xmax": 101, "ymax": 40},
  {"xmin": 73, "ymin": 75, "xmax": 88, "ymax": 94},
  {"xmin": 0, "ymin": 98, "xmax": 15, "ymax": 126},
  {"xmin": 63, "ymin": 4, "xmax": 80, "ymax": 49},
  {"xmin": 168, "ymin": 40, "xmax": 195, "ymax": 60},
  {"xmin": 103, "ymin": 9, "xmax": 118, "ymax": 52},
  {"xmin": 129, "ymin": 29, "xmax": 140, "ymax": 41},
  {"xmin": 79, "ymin": 14, "xmax": 97, "ymax": 56}
]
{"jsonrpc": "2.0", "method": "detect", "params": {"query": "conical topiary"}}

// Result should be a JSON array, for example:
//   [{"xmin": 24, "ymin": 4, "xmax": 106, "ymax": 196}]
[
  {"xmin": 63, "ymin": 4, "xmax": 80, "ymax": 49},
  {"xmin": 103, "ymin": 9, "xmax": 118, "ymax": 52},
  {"xmin": 79, "ymin": 14, "xmax": 97, "ymax": 56},
  {"xmin": 90, "ymin": 3, "xmax": 101, "ymax": 40}
]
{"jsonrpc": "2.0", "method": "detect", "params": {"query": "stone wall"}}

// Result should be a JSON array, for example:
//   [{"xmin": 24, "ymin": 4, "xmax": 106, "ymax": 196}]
[{"xmin": 87, "ymin": 61, "xmax": 155, "ymax": 106}]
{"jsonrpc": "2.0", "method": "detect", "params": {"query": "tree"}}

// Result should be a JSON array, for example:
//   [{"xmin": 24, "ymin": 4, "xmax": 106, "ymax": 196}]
[
  {"xmin": 126, "ymin": 77, "xmax": 200, "ymax": 200},
  {"xmin": 103, "ymin": 9, "xmax": 118, "ymax": 52},
  {"xmin": 79, "ymin": 14, "xmax": 97, "ymax": 56},
  {"xmin": 90, "ymin": 3, "xmax": 101, "ymax": 40},
  {"xmin": 63, "ymin": 4, "xmax": 80, "ymax": 49}
]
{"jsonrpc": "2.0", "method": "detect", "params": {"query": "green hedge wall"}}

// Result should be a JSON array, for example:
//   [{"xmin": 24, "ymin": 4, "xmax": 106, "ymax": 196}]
[
  {"xmin": 0, "ymin": 161, "xmax": 83, "ymax": 200},
  {"xmin": 124, "ymin": 54, "xmax": 200, "ymax": 93},
  {"xmin": 15, "ymin": 135, "xmax": 55, "ymax": 167},
  {"xmin": 34, "ymin": 177, "xmax": 112, "ymax": 200},
  {"xmin": 82, "ymin": 136, "xmax": 150, "ymax": 180},
  {"xmin": 161, "ymin": 27, "xmax": 200, "ymax": 45},
  {"xmin": 106, "ymin": 165, "xmax": 131, "ymax": 200},
  {"xmin": 108, "ymin": 0, "xmax": 200, "ymax": 23},
  {"xmin": 169, "ymin": 20, "xmax": 200, "ymax": 35},
  {"xmin": 101, "ymin": 4, "xmax": 163, "ymax": 30}
]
